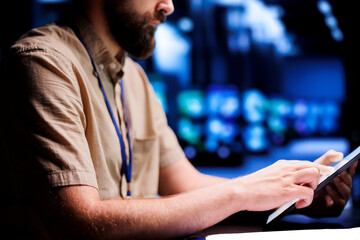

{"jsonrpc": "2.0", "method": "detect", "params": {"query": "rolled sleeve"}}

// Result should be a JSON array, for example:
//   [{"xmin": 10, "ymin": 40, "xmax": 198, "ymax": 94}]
[
  {"xmin": 6, "ymin": 43, "xmax": 98, "ymax": 190},
  {"xmin": 159, "ymin": 125, "xmax": 186, "ymax": 168}
]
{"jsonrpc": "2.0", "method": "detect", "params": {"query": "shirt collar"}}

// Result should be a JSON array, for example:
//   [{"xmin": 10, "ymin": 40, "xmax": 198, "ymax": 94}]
[{"xmin": 74, "ymin": 16, "xmax": 125, "ymax": 84}]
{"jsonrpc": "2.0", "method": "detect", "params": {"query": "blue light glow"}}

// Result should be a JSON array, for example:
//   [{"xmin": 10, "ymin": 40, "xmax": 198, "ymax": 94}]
[
  {"xmin": 325, "ymin": 15, "xmax": 338, "ymax": 28},
  {"xmin": 267, "ymin": 115, "xmax": 287, "ymax": 133},
  {"xmin": 178, "ymin": 17, "xmax": 194, "ymax": 33},
  {"xmin": 331, "ymin": 29, "xmax": 344, "ymax": 42},
  {"xmin": 205, "ymin": 137, "xmax": 218, "ymax": 153},
  {"xmin": 206, "ymin": 118, "xmax": 238, "ymax": 143},
  {"xmin": 175, "ymin": 82, "xmax": 342, "ymax": 155},
  {"xmin": 220, "ymin": 122, "xmax": 238, "ymax": 143},
  {"xmin": 220, "ymin": 97, "xmax": 240, "ymax": 117},
  {"xmin": 227, "ymin": 8, "xmax": 245, "ymax": 30},
  {"xmin": 317, "ymin": 0, "xmax": 343, "ymax": 42},
  {"xmin": 294, "ymin": 119, "xmax": 308, "ymax": 136},
  {"xmin": 177, "ymin": 90, "xmax": 205, "ymax": 118},
  {"xmin": 217, "ymin": 146, "xmax": 231, "ymax": 159},
  {"xmin": 228, "ymin": 31, "xmax": 251, "ymax": 53},
  {"xmin": 317, "ymin": 0, "xmax": 332, "ymax": 15},
  {"xmin": 242, "ymin": 124, "xmax": 268, "ymax": 152},
  {"xmin": 293, "ymin": 100, "xmax": 308, "ymax": 118},
  {"xmin": 178, "ymin": 118, "xmax": 203, "ymax": 144},
  {"xmin": 269, "ymin": 98, "xmax": 292, "ymax": 116},
  {"xmin": 224, "ymin": 0, "xmax": 295, "ymax": 55},
  {"xmin": 184, "ymin": 145, "xmax": 197, "ymax": 160},
  {"xmin": 151, "ymin": 80, "xmax": 168, "ymax": 113},
  {"xmin": 320, "ymin": 101, "xmax": 340, "ymax": 134},
  {"xmin": 206, "ymin": 85, "xmax": 241, "ymax": 118},
  {"xmin": 243, "ymin": 89, "xmax": 267, "ymax": 123},
  {"xmin": 153, "ymin": 23, "xmax": 192, "ymax": 86},
  {"xmin": 289, "ymin": 100, "xmax": 340, "ymax": 136},
  {"xmin": 208, "ymin": 118, "xmax": 223, "ymax": 135}
]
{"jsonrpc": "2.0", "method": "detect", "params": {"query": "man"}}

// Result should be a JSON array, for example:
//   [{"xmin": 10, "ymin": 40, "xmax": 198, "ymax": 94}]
[{"xmin": 0, "ymin": 0, "xmax": 357, "ymax": 239}]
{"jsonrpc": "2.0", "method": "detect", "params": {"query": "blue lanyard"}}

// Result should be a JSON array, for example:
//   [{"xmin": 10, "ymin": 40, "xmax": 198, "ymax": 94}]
[{"xmin": 75, "ymin": 31, "xmax": 133, "ymax": 197}]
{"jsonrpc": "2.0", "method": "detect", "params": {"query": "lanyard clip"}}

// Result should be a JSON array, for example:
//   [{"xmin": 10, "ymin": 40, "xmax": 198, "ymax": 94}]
[{"xmin": 127, "ymin": 183, "xmax": 131, "ymax": 197}]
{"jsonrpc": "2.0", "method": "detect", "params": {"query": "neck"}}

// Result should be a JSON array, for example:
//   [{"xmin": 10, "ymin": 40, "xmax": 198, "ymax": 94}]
[{"xmin": 85, "ymin": 4, "xmax": 125, "ymax": 59}]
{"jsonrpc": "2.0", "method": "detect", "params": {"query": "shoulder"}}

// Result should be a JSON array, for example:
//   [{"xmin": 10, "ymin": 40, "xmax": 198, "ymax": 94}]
[
  {"xmin": 10, "ymin": 23, "xmax": 82, "ymax": 62},
  {"xmin": 8, "ymin": 23, "xmax": 88, "ymax": 81},
  {"xmin": 5, "ymin": 24, "xmax": 88, "ymax": 96}
]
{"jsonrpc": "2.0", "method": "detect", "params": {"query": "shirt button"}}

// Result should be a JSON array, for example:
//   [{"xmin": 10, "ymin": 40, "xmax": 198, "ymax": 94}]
[
  {"xmin": 99, "ymin": 64, "xmax": 105, "ymax": 70},
  {"xmin": 110, "ymin": 63, "xmax": 117, "ymax": 69}
]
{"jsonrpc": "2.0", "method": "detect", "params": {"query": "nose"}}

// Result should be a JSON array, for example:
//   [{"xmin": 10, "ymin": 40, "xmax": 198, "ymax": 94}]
[{"xmin": 156, "ymin": 0, "xmax": 174, "ymax": 16}]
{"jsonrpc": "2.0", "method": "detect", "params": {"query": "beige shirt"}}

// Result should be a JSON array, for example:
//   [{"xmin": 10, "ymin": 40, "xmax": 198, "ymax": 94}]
[{"xmin": 5, "ymin": 17, "xmax": 185, "ymax": 199}]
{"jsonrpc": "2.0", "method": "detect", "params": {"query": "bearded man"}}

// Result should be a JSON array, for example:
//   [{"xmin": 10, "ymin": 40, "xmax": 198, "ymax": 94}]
[{"xmin": 0, "ymin": 0, "xmax": 356, "ymax": 239}]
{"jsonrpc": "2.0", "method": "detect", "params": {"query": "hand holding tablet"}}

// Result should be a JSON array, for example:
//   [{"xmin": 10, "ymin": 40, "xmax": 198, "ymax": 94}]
[{"xmin": 266, "ymin": 146, "xmax": 360, "ymax": 224}]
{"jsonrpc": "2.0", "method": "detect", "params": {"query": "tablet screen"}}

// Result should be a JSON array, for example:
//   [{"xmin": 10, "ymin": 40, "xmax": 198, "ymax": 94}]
[{"xmin": 266, "ymin": 146, "xmax": 360, "ymax": 224}]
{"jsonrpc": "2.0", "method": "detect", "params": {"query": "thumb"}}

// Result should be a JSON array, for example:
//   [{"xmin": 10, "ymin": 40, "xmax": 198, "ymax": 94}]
[{"xmin": 314, "ymin": 150, "xmax": 343, "ymax": 166}]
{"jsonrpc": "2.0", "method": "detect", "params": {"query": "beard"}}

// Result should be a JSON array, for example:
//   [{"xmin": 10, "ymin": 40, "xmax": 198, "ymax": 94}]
[{"xmin": 104, "ymin": 1, "xmax": 166, "ymax": 59}]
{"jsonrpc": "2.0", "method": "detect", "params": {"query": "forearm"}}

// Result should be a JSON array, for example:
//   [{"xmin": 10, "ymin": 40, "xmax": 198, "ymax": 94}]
[
  {"xmin": 159, "ymin": 158, "xmax": 227, "ymax": 195},
  {"xmin": 45, "ymin": 181, "xmax": 241, "ymax": 240},
  {"xmin": 96, "ymin": 185, "xmax": 238, "ymax": 239},
  {"xmin": 40, "ymin": 159, "xmax": 334, "ymax": 239}
]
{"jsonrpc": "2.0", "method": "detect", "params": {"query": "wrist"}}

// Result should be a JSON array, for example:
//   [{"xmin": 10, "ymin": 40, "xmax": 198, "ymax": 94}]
[{"xmin": 226, "ymin": 178, "xmax": 249, "ymax": 212}]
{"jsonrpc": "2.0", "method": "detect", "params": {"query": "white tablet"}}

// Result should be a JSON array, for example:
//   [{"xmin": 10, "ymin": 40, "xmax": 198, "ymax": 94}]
[{"xmin": 266, "ymin": 146, "xmax": 360, "ymax": 225}]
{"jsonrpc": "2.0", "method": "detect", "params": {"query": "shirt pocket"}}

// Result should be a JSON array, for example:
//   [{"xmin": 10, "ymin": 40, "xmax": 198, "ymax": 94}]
[
  {"xmin": 131, "ymin": 136, "xmax": 158, "ymax": 181},
  {"xmin": 133, "ymin": 136, "xmax": 156, "ymax": 153}
]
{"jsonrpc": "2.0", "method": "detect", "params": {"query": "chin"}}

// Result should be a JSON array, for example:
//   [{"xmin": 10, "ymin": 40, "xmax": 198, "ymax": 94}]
[
  {"xmin": 130, "ymin": 51, "xmax": 154, "ymax": 60},
  {"xmin": 129, "ymin": 41, "xmax": 155, "ymax": 60}
]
